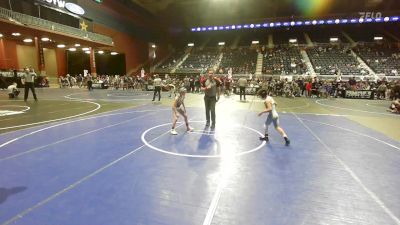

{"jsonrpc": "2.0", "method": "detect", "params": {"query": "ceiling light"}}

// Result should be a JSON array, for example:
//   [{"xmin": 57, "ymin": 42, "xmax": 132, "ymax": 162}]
[
  {"xmin": 41, "ymin": 37, "xmax": 50, "ymax": 42},
  {"xmin": 23, "ymin": 38, "xmax": 33, "ymax": 43},
  {"xmin": 75, "ymin": 44, "xmax": 81, "ymax": 47},
  {"xmin": 188, "ymin": 43, "xmax": 194, "ymax": 47},
  {"xmin": 85, "ymin": 51, "xmax": 91, "ymax": 54},
  {"xmin": 98, "ymin": 50, "xmax": 104, "ymax": 54},
  {"xmin": 111, "ymin": 52, "xmax": 118, "ymax": 55},
  {"xmin": 69, "ymin": 48, "xmax": 77, "ymax": 51},
  {"xmin": 252, "ymin": 41, "xmax": 259, "ymax": 44},
  {"xmin": 151, "ymin": 44, "xmax": 156, "ymax": 48},
  {"xmin": 57, "ymin": 44, "xmax": 66, "ymax": 48},
  {"xmin": 0, "ymin": 34, "xmax": 3, "ymax": 38},
  {"xmin": 82, "ymin": 47, "xmax": 90, "ymax": 51},
  {"xmin": 12, "ymin": 32, "xmax": 21, "ymax": 36},
  {"xmin": 289, "ymin": 39, "xmax": 297, "ymax": 43},
  {"xmin": 374, "ymin": 36, "xmax": 383, "ymax": 40},
  {"xmin": 218, "ymin": 42, "xmax": 225, "ymax": 46},
  {"xmin": 330, "ymin": 37, "xmax": 339, "ymax": 42}
]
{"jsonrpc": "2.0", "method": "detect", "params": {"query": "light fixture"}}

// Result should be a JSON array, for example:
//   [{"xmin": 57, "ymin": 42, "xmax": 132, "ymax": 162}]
[
  {"xmin": 82, "ymin": 47, "xmax": 90, "ymax": 51},
  {"xmin": 41, "ymin": 37, "xmax": 50, "ymax": 42},
  {"xmin": 218, "ymin": 42, "xmax": 225, "ymax": 46},
  {"xmin": 85, "ymin": 50, "xmax": 91, "ymax": 54},
  {"xmin": 12, "ymin": 32, "xmax": 21, "ymax": 36},
  {"xmin": 188, "ymin": 43, "xmax": 194, "ymax": 47},
  {"xmin": 68, "ymin": 48, "xmax": 77, "ymax": 51},
  {"xmin": 0, "ymin": 33, "xmax": 3, "ymax": 38},
  {"xmin": 57, "ymin": 44, "xmax": 66, "ymax": 48},
  {"xmin": 23, "ymin": 38, "xmax": 33, "ymax": 43},
  {"xmin": 374, "ymin": 36, "xmax": 383, "ymax": 40},
  {"xmin": 75, "ymin": 44, "xmax": 81, "ymax": 47},
  {"xmin": 111, "ymin": 52, "xmax": 118, "ymax": 55},
  {"xmin": 252, "ymin": 40, "xmax": 259, "ymax": 44},
  {"xmin": 289, "ymin": 39, "xmax": 297, "ymax": 43},
  {"xmin": 330, "ymin": 37, "xmax": 339, "ymax": 42},
  {"xmin": 98, "ymin": 50, "xmax": 104, "ymax": 54},
  {"xmin": 151, "ymin": 44, "xmax": 156, "ymax": 48},
  {"xmin": 191, "ymin": 15, "xmax": 400, "ymax": 32}
]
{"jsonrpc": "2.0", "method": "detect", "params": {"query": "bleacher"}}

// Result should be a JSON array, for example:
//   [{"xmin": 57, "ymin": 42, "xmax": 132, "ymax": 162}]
[
  {"xmin": 156, "ymin": 50, "xmax": 186, "ymax": 72},
  {"xmin": 218, "ymin": 47, "xmax": 258, "ymax": 74},
  {"xmin": 262, "ymin": 47, "xmax": 306, "ymax": 75},
  {"xmin": 176, "ymin": 47, "xmax": 219, "ymax": 73},
  {"xmin": 354, "ymin": 44, "xmax": 400, "ymax": 76},
  {"xmin": 307, "ymin": 45, "xmax": 368, "ymax": 75}
]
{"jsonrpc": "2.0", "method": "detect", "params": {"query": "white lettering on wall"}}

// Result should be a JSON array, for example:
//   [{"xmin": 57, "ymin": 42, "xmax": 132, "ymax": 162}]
[
  {"xmin": 42, "ymin": 0, "xmax": 66, "ymax": 8},
  {"xmin": 57, "ymin": 0, "xmax": 66, "ymax": 8}
]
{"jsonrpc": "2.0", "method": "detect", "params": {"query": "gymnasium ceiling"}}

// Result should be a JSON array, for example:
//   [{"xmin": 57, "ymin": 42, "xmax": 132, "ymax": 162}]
[{"xmin": 129, "ymin": 0, "xmax": 400, "ymax": 29}]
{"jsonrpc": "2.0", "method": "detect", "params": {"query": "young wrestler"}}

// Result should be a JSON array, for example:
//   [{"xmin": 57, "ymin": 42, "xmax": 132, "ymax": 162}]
[
  {"xmin": 171, "ymin": 87, "xmax": 193, "ymax": 135},
  {"xmin": 257, "ymin": 90, "xmax": 290, "ymax": 146}
]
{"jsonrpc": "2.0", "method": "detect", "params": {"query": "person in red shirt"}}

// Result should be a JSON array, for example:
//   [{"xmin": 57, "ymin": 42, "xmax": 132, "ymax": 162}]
[{"xmin": 306, "ymin": 81, "xmax": 312, "ymax": 98}]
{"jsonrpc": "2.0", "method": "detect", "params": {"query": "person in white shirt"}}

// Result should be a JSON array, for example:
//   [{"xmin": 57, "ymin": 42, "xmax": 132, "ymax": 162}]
[
  {"xmin": 237, "ymin": 77, "xmax": 248, "ymax": 101},
  {"xmin": 257, "ymin": 90, "xmax": 290, "ymax": 146},
  {"xmin": 22, "ymin": 67, "xmax": 38, "ymax": 101},
  {"xmin": 152, "ymin": 74, "xmax": 162, "ymax": 101},
  {"xmin": 8, "ymin": 82, "xmax": 20, "ymax": 98},
  {"xmin": 171, "ymin": 87, "xmax": 193, "ymax": 135}
]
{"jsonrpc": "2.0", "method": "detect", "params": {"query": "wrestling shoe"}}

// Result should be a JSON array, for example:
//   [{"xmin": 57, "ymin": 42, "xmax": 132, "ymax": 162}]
[
  {"xmin": 259, "ymin": 136, "xmax": 269, "ymax": 142},
  {"xmin": 284, "ymin": 137, "xmax": 290, "ymax": 146},
  {"xmin": 171, "ymin": 129, "xmax": 178, "ymax": 135}
]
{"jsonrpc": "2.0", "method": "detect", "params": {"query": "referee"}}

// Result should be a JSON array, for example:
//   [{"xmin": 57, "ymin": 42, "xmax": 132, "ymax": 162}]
[
  {"xmin": 23, "ymin": 67, "xmax": 38, "ymax": 102},
  {"xmin": 152, "ymin": 74, "xmax": 162, "ymax": 101}
]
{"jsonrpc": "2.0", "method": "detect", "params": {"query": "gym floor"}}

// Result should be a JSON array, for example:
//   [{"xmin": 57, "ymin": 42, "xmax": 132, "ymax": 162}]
[{"xmin": 0, "ymin": 88, "xmax": 399, "ymax": 225}]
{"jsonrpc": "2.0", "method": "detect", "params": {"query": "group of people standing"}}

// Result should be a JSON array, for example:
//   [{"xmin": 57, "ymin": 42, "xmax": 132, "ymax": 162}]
[{"xmin": 168, "ymin": 69, "xmax": 290, "ymax": 146}]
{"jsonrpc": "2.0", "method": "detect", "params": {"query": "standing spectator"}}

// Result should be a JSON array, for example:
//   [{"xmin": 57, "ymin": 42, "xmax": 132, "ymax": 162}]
[
  {"xmin": 189, "ymin": 76, "xmax": 195, "ymax": 93},
  {"xmin": 87, "ymin": 74, "xmax": 93, "ymax": 91},
  {"xmin": 202, "ymin": 69, "xmax": 220, "ymax": 129},
  {"xmin": 306, "ymin": 81, "xmax": 312, "ymax": 98},
  {"xmin": 77, "ymin": 74, "xmax": 83, "ymax": 88},
  {"xmin": 22, "ymin": 67, "xmax": 38, "ymax": 101},
  {"xmin": 238, "ymin": 76, "xmax": 248, "ymax": 101},
  {"xmin": 195, "ymin": 75, "xmax": 201, "ymax": 93},
  {"xmin": 349, "ymin": 76, "xmax": 357, "ymax": 91},
  {"xmin": 152, "ymin": 74, "xmax": 162, "ymax": 101}
]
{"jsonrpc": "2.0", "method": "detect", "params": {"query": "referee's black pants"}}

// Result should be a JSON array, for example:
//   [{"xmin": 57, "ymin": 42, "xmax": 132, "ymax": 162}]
[
  {"xmin": 24, "ymin": 82, "xmax": 37, "ymax": 101},
  {"xmin": 204, "ymin": 95, "xmax": 216, "ymax": 126},
  {"xmin": 153, "ymin": 86, "xmax": 161, "ymax": 101},
  {"xmin": 239, "ymin": 86, "xmax": 246, "ymax": 100}
]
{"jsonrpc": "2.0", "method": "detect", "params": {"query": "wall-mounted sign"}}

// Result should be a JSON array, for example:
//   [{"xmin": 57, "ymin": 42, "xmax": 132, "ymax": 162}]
[
  {"xmin": 40, "ymin": 0, "xmax": 66, "ymax": 8},
  {"xmin": 65, "ymin": 3, "xmax": 85, "ymax": 15},
  {"xmin": 39, "ymin": 0, "xmax": 85, "ymax": 15}
]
